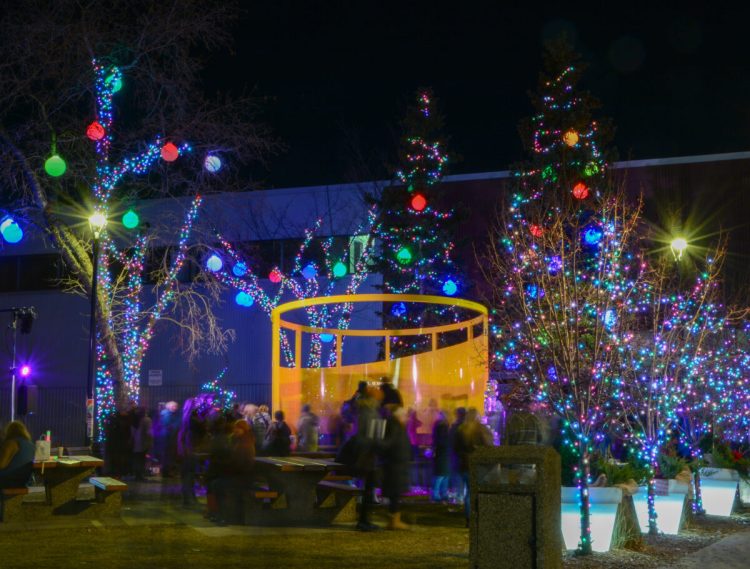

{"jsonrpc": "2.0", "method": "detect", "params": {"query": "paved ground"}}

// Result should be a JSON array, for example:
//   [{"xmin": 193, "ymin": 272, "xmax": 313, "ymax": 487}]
[{"xmin": 660, "ymin": 530, "xmax": 750, "ymax": 569}]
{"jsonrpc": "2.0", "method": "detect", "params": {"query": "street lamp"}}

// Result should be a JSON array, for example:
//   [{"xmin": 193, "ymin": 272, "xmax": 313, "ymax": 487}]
[
  {"xmin": 670, "ymin": 236, "xmax": 688, "ymax": 261},
  {"xmin": 86, "ymin": 211, "xmax": 107, "ymax": 447}
]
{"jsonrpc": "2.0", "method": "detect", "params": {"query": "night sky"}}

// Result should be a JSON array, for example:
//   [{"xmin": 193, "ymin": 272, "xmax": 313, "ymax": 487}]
[{"xmin": 207, "ymin": 3, "xmax": 750, "ymax": 188}]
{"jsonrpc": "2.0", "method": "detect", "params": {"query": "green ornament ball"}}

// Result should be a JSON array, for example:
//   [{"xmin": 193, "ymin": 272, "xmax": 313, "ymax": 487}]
[
  {"xmin": 122, "ymin": 209, "xmax": 139, "ymax": 229},
  {"xmin": 44, "ymin": 154, "xmax": 67, "ymax": 177},
  {"xmin": 396, "ymin": 246, "xmax": 413, "ymax": 265},
  {"xmin": 332, "ymin": 261, "xmax": 347, "ymax": 278}
]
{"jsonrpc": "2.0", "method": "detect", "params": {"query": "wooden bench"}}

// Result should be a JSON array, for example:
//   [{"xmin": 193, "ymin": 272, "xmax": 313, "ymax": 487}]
[
  {"xmin": 316, "ymin": 480, "xmax": 362, "ymax": 523},
  {"xmin": 89, "ymin": 477, "xmax": 128, "ymax": 516},
  {"xmin": 1, "ymin": 487, "xmax": 29, "ymax": 522}
]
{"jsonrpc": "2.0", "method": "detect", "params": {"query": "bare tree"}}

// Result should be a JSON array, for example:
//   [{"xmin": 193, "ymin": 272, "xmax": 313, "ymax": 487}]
[{"xmin": 0, "ymin": 1, "xmax": 275, "ymax": 411}]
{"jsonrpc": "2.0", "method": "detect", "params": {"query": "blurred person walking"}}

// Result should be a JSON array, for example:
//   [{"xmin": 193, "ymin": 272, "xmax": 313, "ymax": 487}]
[
  {"xmin": 454, "ymin": 407, "xmax": 492, "ymax": 525},
  {"xmin": 431, "ymin": 410, "xmax": 451, "ymax": 502},
  {"xmin": 262, "ymin": 411, "xmax": 292, "ymax": 456},
  {"xmin": 297, "ymin": 404, "xmax": 320, "ymax": 452},
  {"xmin": 381, "ymin": 406, "xmax": 412, "ymax": 530},
  {"xmin": 131, "ymin": 406, "xmax": 154, "ymax": 481}
]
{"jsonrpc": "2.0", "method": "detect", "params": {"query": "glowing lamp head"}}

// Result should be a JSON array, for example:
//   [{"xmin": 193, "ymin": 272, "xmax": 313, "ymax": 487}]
[
  {"xmin": 121, "ymin": 209, "xmax": 139, "ymax": 229},
  {"xmin": 232, "ymin": 261, "xmax": 248, "ymax": 277},
  {"xmin": 204, "ymin": 154, "xmax": 222, "ymax": 173},
  {"xmin": 670, "ymin": 237, "xmax": 688, "ymax": 260},
  {"xmin": 44, "ymin": 154, "xmax": 67, "ymax": 177},
  {"xmin": 332, "ymin": 261, "xmax": 347, "ymax": 278},
  {"xmin": 20, "ymin": 365, "xmax": 31, "ymax": 377},
  {"xmin": 301, "ymin": 264, "xmax": 317, "ymax": 280},
  {"xmin": 410, "ymin": 193, "xmax": 427, "ymax": 212},
  {"xmin": 319, "ymin": 333, "xmax": 334, "ymax": 343},
  {"xmin": 442, "ymin": 279, "xmax": 458, "ymax": 296},
  {"xmin": 396, "ymin": 247, "xmax": 412, "ymax": 265},
  {"xmin": 563, "ymin": 129, "xmax": 579, "ymax": 147},
  {"xmin": 269, "ymin": 268, "xmax": 283, "ymax": 283},
  {"xmin": 206, "ymin": 254, "xmax": 223, "ymax": 272},
  {"xmin": 0, "ymin": 217, "xmax": 23, "ymax": 244},
  {"xmin": 161, "ymin": 142, "xmax": 179, "ymax": 162},
  {"xmin": 88, "ymin": 212, "xmax": 108, "ymax": 237},
  {"xmin": 86, "ymin": 121, "xmax": 106, "ymax": 141},
  {"xmin": 235, "ymin": 291, "xmax": 254, "ymax": 307},
  {"xmin": 391, "ymin": 302, "xmax": 407, "ymax": 317},
  {"xmin": 583, "ymin": 227, "xmax": 603, "ymax": 246},
  {"xmin": 572, "ymin": 182, "xmax": 589, "ymax": 200}
]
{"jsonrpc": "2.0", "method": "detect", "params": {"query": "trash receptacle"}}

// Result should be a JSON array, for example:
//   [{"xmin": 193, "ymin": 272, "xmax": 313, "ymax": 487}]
[{"xmin": 469, "ymin": 446, "xmax": 561, "ymax": 569}]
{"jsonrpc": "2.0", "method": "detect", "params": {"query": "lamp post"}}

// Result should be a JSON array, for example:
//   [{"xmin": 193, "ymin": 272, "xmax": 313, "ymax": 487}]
[{"xmin": 86, "ymin": 212, "xmax": 107, "ymax": 448}]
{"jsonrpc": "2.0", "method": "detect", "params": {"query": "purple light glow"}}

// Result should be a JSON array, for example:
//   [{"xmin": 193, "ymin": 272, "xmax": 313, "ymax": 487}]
[{"xmin": 20, "ymin": 365, "xmax": 31, "ymax": 377}]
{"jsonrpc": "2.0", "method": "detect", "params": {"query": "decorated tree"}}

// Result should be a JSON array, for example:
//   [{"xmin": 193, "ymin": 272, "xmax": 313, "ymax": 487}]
[
  {"xmin": 0, "ymin": 2, "xmax": 270, "ymax": 431},
  {"xmin": 210, "ymin": 208, "xmax": 377, "ymax": 368},
  {"xmin": 482, "ymin": 41, "xmax": 641, "ymax": 554},
  {"xmin": 616, "ymin": 249, "xmax": 725, "ymax": 532},
  {"xmin": 372, "ymin": 89, "xmax": 461, "ymax": 356}
]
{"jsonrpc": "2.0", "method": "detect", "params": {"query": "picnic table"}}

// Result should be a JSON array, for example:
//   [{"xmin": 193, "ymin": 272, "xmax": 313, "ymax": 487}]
[
  {"xmin": 22, "ymin": 455, "xmax": 111, "ymax": 518},
  {"xmin": 248, "ymin": 456, "xmax": 358, "ymax": 526}
]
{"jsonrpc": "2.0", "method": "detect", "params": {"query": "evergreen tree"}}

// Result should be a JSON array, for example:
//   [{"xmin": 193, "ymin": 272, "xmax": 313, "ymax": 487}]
[
  {"xmin": 373, "ymin": 89, "xmax": 460, "ymax": 357},
  {"xmin": 483, "ymin": 39, "xmax": 640, "ymax": 555}
]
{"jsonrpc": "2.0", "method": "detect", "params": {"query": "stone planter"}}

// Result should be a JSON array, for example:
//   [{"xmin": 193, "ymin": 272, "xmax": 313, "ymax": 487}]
[
  {"xmin": 699, "ymin": 467, "xmax": 739, "ymax": 517},
  {"xmin": 633, "ymin": 480, "xmax": 689, "ymax": 535},
  {"xmin": 561, "ymin": 486, "xmax": 622, "ymax": 552},
  {"xmin": 740, "ymin": 478, "xmax": 750, "ymax": 507}
]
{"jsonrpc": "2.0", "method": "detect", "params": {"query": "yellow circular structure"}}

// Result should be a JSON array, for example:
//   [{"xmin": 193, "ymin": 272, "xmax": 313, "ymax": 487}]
[{"xmin": 271, "ymin": 294, "xmax": 489, "ymax": 442}]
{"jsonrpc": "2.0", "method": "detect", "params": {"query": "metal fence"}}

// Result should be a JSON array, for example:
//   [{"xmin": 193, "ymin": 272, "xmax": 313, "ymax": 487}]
[{"xmin": 0, "ymin": 383, "xmax": 271, "ymax": 446}]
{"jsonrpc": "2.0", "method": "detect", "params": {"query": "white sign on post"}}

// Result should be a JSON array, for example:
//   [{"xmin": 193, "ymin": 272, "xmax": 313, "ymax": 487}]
[{"xmin": 148, "ymin": 369, "xmax": 163, "ymax": 386}]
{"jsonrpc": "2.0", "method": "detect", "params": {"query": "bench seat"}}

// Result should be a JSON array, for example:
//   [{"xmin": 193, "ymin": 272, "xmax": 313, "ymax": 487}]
[
  {"xmin": 1, "ymin": 488, "xmax": 30, "ymax": 522},
  {"xmin": 89, "ymin": 477, "xmax": 127, "ymax": 516},
  {"xmin": 316, "ymin": 480, "xmax": 362, "ymax": 523}
]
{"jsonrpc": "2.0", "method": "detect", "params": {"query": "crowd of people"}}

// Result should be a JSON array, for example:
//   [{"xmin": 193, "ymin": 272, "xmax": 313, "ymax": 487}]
[{"xmin": 2, "ymin": 378, "xmax": 495, "ymax": 530}]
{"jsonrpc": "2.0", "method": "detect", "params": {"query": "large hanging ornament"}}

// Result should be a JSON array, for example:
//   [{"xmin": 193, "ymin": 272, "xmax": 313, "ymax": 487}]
[
  {"xmin": 332, "ymin": 261, "xmax": 347, "ymax": 278},
  {"xmin": 44, "ymin": 154, "xmax": 67, "ymax": 177},
  {"xmin": 121, "ymin": 209, "xmax": 139, "ymax": 229},
  {"xmin": 442, "ymin": 278, "xmax": 458, "ymax": 296},
  {"xmin": 583, "ymin": 226, "xmax": 603, "ymax": 246},
  {"xmin": 232, "ymin": 261, "xmax": 248, "ymax": 277},
  {"xmin": 583, "ymin": 162, "xmax": 600, "ymax": 177},
  {"xmin": 206, "ymin": 254, "xmax": 223, "ymax": 272},
  {"xmin": 161, "ymin": 142, "xmax": 179, "ymax": 162},
  {"xmin": 0, "ymin": 217, "xmax": 23, "ymax": 244},
  {"xmin": 269, "ymin": 268, "xmax": 283, "ymax": 283},
  {"xmin": 235, "ymin": 291, "xmax": 254, "ymax": 307},
  {"xmin": 572, "ymin": 182, "xmax": 590, "ymax": 200},
  {"xmin": 391, "ymin": 302, "xmax": 407, "ymax": 317},
  {"xmin": 301, "ymin": 263, "xmax": 317, "ymax": 280},
  {"xmin": 410, "ymin": 193, "xmax": 427, "ymax": 212},
  {"xmin": 320, "ymin": 333, "xmax": 334, "ymax": 343},
  {"xmin": 86, "ymin": 121, "xmax": 106, "ymax": 141},
  {"xmin": 529, "ymin": 224, "xmax": 544, "ymax": 238},
  {"xmin": 105, "ymin": 71, "xmax": 122, "ymax": 93},
  {"xmin": 563, "ymin": 129, "xmax": 579, "ymax": 147},
  {"xmin": 204, "ymin": 154, "xmax": 222, "ymax": 173},
  {"xmin": 396, "ymin": 246, "xmax": 413, "ymax": 265}
]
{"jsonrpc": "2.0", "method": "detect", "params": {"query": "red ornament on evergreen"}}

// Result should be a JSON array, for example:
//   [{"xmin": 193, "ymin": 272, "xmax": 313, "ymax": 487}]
[
  {"xmin": 269, "ymin": 268, "xmax": 282, "ymax": 283},
  {"xmin": 161, "ymin": 142, "xmax": 179, "ymax": 162},
  {"xmin": 86, "ymin": 121, "xmax": 105, "ymax": 141},
  {"xmin": 529, "ymin": 224, "xmax": 544, "ymax": 238},
  {"xmin": 572, "ymin": 182, "xmax": 589, "ymax": 200},
  {"xmin": 410, "ymin": 193, "xmax": 427, "ymax": 212}
]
